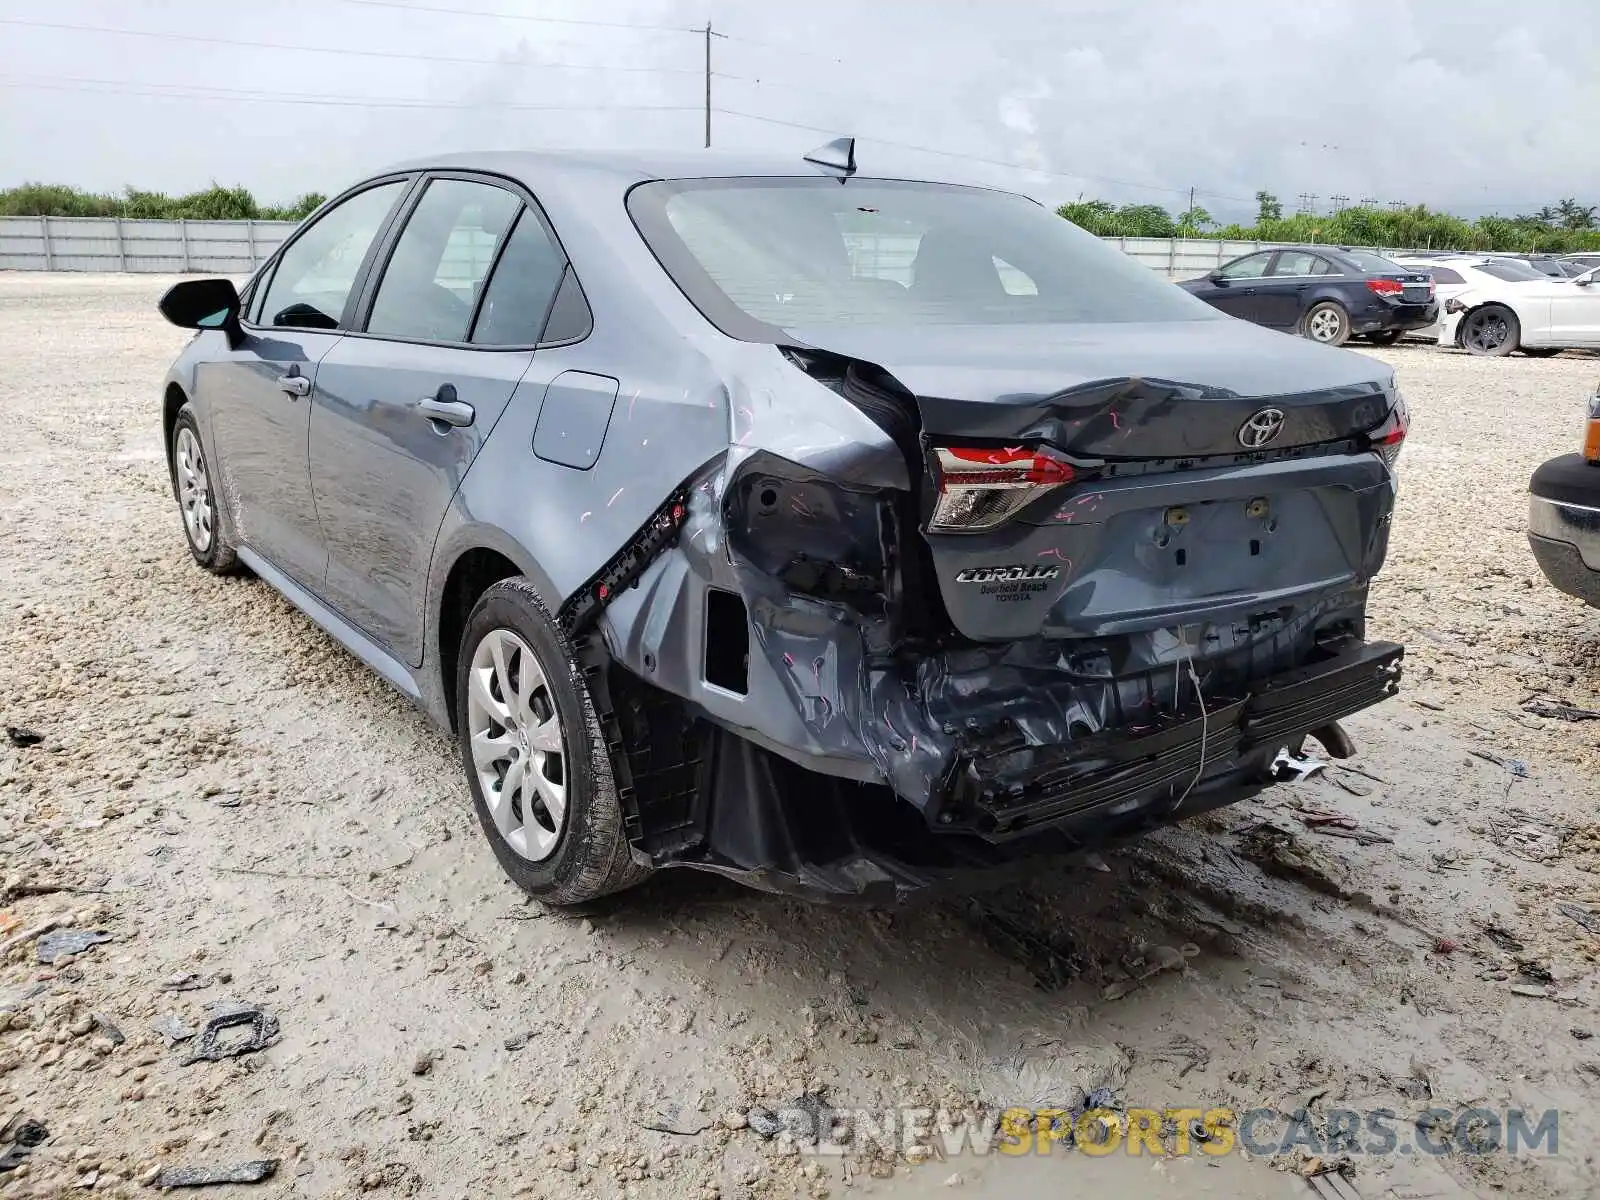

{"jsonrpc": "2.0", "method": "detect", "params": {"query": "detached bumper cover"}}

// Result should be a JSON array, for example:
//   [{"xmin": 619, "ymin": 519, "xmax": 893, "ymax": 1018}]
[
  {"xmin": 937, "ymin": 641, "xmax": 1403, "ymax": 839},
  {"xmin": 608, "ymin": 640, "xmax": 1404, "ymax": 902}
]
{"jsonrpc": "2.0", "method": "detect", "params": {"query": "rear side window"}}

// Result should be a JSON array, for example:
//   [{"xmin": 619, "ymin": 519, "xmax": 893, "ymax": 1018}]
[
  {"xmin": 257, "ymin": 180, "xmax": 407, "ymax": 329},
  {"xmin": 1270, "ymin": 251, "xmax": 1319, "ymax": 276},
  {"xmin": 1337, "ymin": 249, "xmax": 1404, "ymax": 274},
  {"xmin": 1429, "ymin": 267, "xmax": 1464, "ymax": 285},
  {"xmin": 629, "ymin": 177, "xmax": 1216, "ymax": 338},
  {"xmin": 1478, "ymin": 260, "xmax": 1544, "ymax": 282},
  {"xmin": 366, "ymin": 178, "xmax": 520, "ymax": 343},
  {"xmin": 470, "ymin": 208, "xmax": 569, "ymax": 346}
]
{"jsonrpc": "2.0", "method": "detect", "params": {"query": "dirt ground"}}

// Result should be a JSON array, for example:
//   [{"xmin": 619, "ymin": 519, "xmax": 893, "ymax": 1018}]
[{"xmin": 3, "ymin": 273, "xmax": 1600, "ymax": 1200}]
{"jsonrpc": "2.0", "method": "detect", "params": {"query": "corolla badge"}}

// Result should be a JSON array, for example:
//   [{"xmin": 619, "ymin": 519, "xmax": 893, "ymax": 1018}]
[{"xmin": 1238, "ymin": 407, "xmax": 1287, "ymax": 449}]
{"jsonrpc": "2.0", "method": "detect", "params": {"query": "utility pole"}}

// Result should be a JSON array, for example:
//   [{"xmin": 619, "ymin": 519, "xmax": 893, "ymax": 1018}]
[
  {"xmin": 1187, "ymin": 186, "xmax": 1195, "ymax": 226},
  {"xmin": 704, "ymin": 22, "xmax": 712, "ymax": 148}
]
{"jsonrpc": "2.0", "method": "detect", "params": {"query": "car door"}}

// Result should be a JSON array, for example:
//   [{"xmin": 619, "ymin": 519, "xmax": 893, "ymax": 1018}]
[
  {"xmin": 1195, "ymin": 251, "xmax": 1274, "ymax": 320},
  {"xmin": 204, "ymin": 178, "xmax": 411, "ymax": 587},
  {"xmin": 308, "ymin": 175, "xmax": 570, "ymax": 665},
  {"xmin": 1548, "ymin": 269, "xmax": 1600, "ymax": 346},
  {"xmin": 1253, "ymin": 249, "xmax": 1323, "ymax": 328}
]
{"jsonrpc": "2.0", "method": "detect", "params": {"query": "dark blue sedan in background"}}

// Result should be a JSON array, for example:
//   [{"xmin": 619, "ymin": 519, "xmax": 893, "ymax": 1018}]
[{"xmin": 1178, "ymin": 245, "xmax": 1437, "ymax": 347}]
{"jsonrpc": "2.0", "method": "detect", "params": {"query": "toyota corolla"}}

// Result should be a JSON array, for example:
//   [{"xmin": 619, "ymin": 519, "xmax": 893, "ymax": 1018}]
[{"xmin": 156, "ymin": 142, "xmax": 1407, "ymax": 905}]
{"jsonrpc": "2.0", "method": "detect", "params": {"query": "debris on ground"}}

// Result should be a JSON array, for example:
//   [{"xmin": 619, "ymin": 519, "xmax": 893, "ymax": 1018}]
[
  {"xmin": 1271, "ymin": 748, "xmax": 1328, "ymax": 782},
  {"xmin": 1486, "ymin": 811, "xmax": 1566, "ymax": 863},
  {"xmin": 1296, "ymin": 810, "xmax": 1395, "ymax": 845},
  {"xmin": 638, "ymin": 1103, "xmax": 712, "ymax": 1137},
  {"xmin": 1433, "ymin": 937, "xmax": 1459, "ymax": 955},
  {"xmin": 1482, "ymin": 922, "xmax": 1526, "ymax": 953},
  {"xmin": 1235, "ymin": 824, "xmax": 1349, "ymax": 897},
  {"xmin": 153, "ymin": 1013, "xmax": 198, "ymax": 1043},
  {"xmin": 0, "ymin": 1114, "xmax": 48, "ymax": 1174},
  {"xmin": 1151, "ymin": 1033, "xmax": 1210, "ymax": 1078},
  {"xmin": 90, "ymin": 1012, "xmax": 125, "ymax": 1045},
  {"xmin": 747, "ymin": 1094, "xmax": 836, "ymax": 1144},
  {"xmin": 181, "ymin": 1004, "xmax": 281, "ymax": 1065},
  {"xmin": 0, "ymin": 910, "xmax": 16, "ymax": 936},
  {"xmin": 1469, "ymin": 748, "xmax": 1531, "ymax": 778},
  {"xmin": 158, "ymin": 971, "xmax": 213, "ymax": 992},
  {"xmin": 1557, "ymin": 903, "xmax": 1600, "ymax": 936},
  {"xmin": 4, "ymin": 726, "xmax": 44, "ymax": 747},
  {"xmin": 1102, "ymin": 943, "xmax": 1199, "ymax": 1000},
  {"xmin": 34, "ymin": 927, "xmax": 113, "ymax": 963},
  {"xmin": 151, "ymin": 1159, "xmax": 280, "ymax": 1188},
  {"xmin": 1523, "ymin": 699, "xmax": 1600, "ymax": 723}
]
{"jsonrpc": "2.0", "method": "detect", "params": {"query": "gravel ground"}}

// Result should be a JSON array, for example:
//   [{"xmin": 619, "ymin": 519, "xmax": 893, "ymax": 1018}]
[{"xmin": 3, "ymin": 274, "xmax": 1600, "ymax": 1200}]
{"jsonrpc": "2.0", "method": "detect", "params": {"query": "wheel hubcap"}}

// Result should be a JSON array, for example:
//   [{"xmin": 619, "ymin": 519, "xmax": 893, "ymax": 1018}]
[
  {"xmin": 466, "ymin": 628, "xmax": 568, "ymax": 862},
  {"xmin": 1308, "ymin": 310, "xmax": 1340, "ymax": 341},
  {"xmin": 174, "ymin": 427, "xmax": 213, "ymax": 552}
]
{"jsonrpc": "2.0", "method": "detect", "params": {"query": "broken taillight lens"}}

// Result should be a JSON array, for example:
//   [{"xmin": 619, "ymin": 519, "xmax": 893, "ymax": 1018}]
[
  {"xmin": 1583, "ymin": 385, "xmax": 1600, "ymax": 464},
  {"xmin": 1367, "ymin": 393, "xmax": 1410, "ymax": 470},
  {"xmin": 929, "ymin": 447, "xmax": 1075, "ymax": 532}
]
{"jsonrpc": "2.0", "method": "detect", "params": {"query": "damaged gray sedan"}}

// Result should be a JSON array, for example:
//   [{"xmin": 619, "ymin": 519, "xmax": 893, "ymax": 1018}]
[{"xmin": 155, "ymin": 143, "xmax": 1406, "ymax": 905}]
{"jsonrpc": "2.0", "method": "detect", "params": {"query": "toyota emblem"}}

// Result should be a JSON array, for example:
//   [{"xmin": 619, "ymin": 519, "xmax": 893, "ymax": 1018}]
[{"xmin": 1238, "ymin": 407, "xmax": 1286, "ymax": 449}]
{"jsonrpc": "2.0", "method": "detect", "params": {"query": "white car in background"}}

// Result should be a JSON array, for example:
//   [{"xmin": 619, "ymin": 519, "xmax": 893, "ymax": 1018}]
[
  {"xmin": 1388, "ymin": 255, "xmax": 1550, "ymax": 342},
  {"xmin": 1429, "ymin": 261, "xmax": 1600, "ymax": 356}
]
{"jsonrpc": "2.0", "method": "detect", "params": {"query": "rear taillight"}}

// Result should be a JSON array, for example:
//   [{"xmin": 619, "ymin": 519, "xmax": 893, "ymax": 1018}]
[
  {"xmin": 930, "ymin": 446, "xmax": 1075, "ymax": 532},
  {"xmin": 1583, "ymin": 386, "xmax": 1600, "ymax": 464},
  {"xmin": 1367, "ymin": 393, "xmax": 1410, "ymax": 470},
  {"xmin": 1367, "ymin": 278, "xmax": 1404, "ymax": 296}
]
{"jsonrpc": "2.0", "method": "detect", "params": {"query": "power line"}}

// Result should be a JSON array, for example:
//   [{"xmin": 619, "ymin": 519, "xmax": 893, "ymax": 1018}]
[
  {"xmin": 0, "ymin": 17, "xmax": 701, "ymax": 74},
  {"xmin": 717, "ymin": 108, "xmax": 1239, "ymax": 198},
  {"xmin": 319, "ymin": 0, "xmax": 699, "ymax": 33},
  {"xmin": 0, "ymin": 74, "xmax": 699, "ymax": 113}
]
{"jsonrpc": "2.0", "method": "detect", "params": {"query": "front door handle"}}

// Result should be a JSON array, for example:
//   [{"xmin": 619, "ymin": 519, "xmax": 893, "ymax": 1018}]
[
  {"xmin": 417, "ymin": 388, "xmax": 474, "ymax": 429},
  {"xmin": 276, "ymin": 373, "xmax": 311, "ymax": 398}
]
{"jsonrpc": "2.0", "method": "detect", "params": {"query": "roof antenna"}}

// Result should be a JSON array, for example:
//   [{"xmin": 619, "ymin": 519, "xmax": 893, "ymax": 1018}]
[{"xmin": 803, "ymin": 137, "xmax": 856, "ymax": 180}]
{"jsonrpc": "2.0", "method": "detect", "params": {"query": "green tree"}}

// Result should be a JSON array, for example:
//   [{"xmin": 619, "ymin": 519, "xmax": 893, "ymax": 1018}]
[{"xmin": 1255, "ymin": 190, "xmax": 1283, "ymax": 222}]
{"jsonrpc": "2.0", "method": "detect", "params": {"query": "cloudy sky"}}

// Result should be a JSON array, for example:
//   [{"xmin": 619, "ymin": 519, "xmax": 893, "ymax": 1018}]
[{"xmin": 2, "ymin": 0, "xmax": 1597, "ymax": 222}]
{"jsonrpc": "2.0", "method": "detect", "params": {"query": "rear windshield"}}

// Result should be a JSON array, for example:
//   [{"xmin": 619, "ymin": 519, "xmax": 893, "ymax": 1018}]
[
  {"xmin": 628, "ymin": 177, "xmax": 1217, "ymax": 339},
  {"xmin": 1337, "ymin": 249, "xmax": 1405, "ymax": 274},
  {"xmin": 1476, "ymin": 259, "xmax": 1546, "ymax": 282}
]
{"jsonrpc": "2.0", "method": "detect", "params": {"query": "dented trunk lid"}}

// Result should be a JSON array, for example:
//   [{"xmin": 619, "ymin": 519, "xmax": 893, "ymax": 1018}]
[{"xmin": 784, "ymin": 319, "xmax": 1400, "ymax": 642}]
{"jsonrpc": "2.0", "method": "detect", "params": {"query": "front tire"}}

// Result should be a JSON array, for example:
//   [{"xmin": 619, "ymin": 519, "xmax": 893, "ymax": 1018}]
[
  {"xmin": 1302, "ymin": 302, "xmax": 1350, "ymax": 346},
  {"xmin": 455, "ymin": 578, "xmax": 650, "ymax": 907},
  {"xmin": 168, "ymin": 406, "xmax": 239, "ymax": 574},
  {"xmin": 1460, "ymin": 305, "xmax": 1519, "ymax": 356}
]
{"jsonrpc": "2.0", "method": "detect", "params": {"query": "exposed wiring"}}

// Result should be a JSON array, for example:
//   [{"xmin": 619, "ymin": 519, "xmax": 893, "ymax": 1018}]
[{"xmin": 1170, "ymin": 650, "xmax": 1208, "ymax": 813}]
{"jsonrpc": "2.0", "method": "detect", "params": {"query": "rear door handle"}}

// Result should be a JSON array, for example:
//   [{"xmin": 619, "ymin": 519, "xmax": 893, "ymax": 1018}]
[
  {"xmin": 417, "ymin": 390, "xmax": 474, "ymax": 428},
  {"xmin": 276, "ymin": 374, "xmax": 311, "ymax": 397}
]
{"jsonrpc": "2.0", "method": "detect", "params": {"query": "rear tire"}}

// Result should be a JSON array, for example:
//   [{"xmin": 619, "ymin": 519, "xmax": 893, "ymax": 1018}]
[
  {"xmin": 1302, "ymin": 302, "xmax": 1350, "ymax": 346},
  {"xmin": 1365, "ymin": 329, "xmax": 1403, "ymax": 346},
  {"xmin": 455, "ymin": 577, "xmax": 650, "ymax": 908},
  {"xmin": 168, "ymin": 406, "xmax": 240, "ymax": 574},
  {"xmin": 1460, "ymin": 305, "xmax": 1519, "ymax": 356}
]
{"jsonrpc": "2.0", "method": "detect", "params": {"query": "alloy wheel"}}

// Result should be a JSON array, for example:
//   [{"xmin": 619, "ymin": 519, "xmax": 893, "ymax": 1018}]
[
  {"xmin": 174, "ymin": 427, "xmax": 214, "ymax": 553},
  {"xmin": 1462, "ymin": 310, "xmax": 1510, "ymax": 353},
  {"xmin": 1306, "ymin": 308, "xmax": 1343, "ymax": 343},
  {"xmin": 465, "ymin": 628, "xmax": 568, "ymax": 862}
]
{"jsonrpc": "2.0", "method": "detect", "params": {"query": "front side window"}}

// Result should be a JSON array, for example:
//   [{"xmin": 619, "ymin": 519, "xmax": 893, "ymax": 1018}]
[
  {"xmin": 629, "ymin": 177, "xmax": 1217, "ymax": 338},
  {"xmin": 257, "ymin": 180, "xmax": 408, "ymax": 329},
  {"xmin": 1218, "ymin": 252, "xmax": 1273, "ymax": 279},
  {"xmin": 471, "ymin": 208, "xmax": 569, "ymax": 346},
  {"xmin": 366, "ymin": 178, "xmax": 520, "ymax": 343}
]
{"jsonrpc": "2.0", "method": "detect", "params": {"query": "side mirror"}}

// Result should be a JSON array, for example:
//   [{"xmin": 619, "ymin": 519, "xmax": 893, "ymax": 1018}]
[
  {"xmin": 158, "ymin": 278, "xmax": 242, "ymax": 346},
  {"xmin": 1207, "ymin": 270, "xmax": 1227, "ymax": 285}
]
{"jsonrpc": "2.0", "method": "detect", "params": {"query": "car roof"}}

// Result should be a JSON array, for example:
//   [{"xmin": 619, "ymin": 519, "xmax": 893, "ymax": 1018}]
[{"xmin": 378, "ymin": 147, "xmax": 986, "ymax": 190}]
